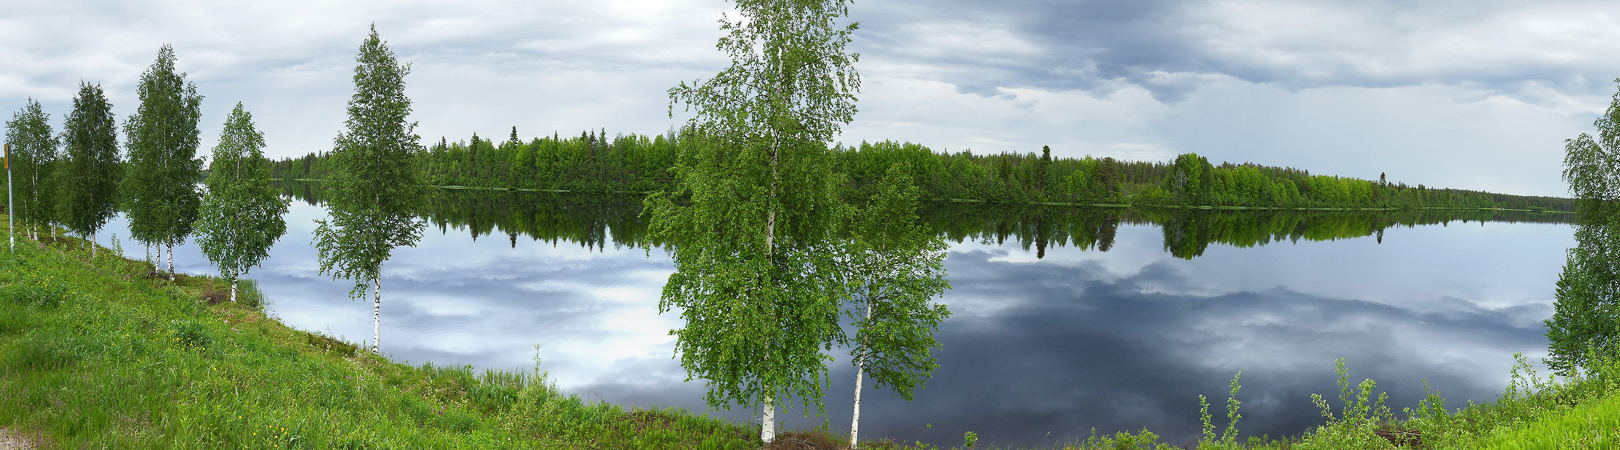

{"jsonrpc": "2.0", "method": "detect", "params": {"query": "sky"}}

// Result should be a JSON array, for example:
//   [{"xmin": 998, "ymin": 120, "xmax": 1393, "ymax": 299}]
[{"xmin": 6, "ymin": 0, "xmax": 1620, "ymax": 197}]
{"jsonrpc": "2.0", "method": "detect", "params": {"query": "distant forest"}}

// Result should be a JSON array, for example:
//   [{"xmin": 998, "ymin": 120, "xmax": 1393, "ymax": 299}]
[
  {"xmin": 278, "ymin": 181, "xmax": 1572, "ymax": 260},
  {"xmin": 269, "ymin": 128, "xmax": 1574, "ymax": 211}
]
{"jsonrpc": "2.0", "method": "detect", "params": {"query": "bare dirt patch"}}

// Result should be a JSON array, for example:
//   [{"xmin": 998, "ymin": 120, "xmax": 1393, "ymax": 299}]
[{"xmin": 0, "ymin": 428, "xmax": 37, "ymax": 450}]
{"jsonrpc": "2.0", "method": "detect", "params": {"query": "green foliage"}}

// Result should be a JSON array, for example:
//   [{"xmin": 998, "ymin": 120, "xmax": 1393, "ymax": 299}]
[
  {"xmin": 1195, "ymin": 372, "xmax": 1247, "ymax": 449},
  {"xmin": 57, "ymin": 81, "xmax": 121, "ymax": 241},
  {"xmin": 842, "ymin": 163, "xmax": 951, "ymax": 401},
  {"xmin": 648, "ymin": 0, "xmax": 859, "ymax": 422},
  {"xmin": 1548, "ymin": 80, "xmax": 1620, "ymax": 375},
  {"xmin": 1293, "ymin": 359, "xmax": 1396, "ymax": 450},
  {"xmin": 281, "ymin": 181, "xmax": 1566, "ymax": 268},
  {"xmin": 197, "ymin": 103, "xmax": 289, "ymax": 297},
  {"xmin": 121, "ymin": 44, "xmax": 205, "ymax": 251},
  {"xmin": 4, "ymin": 98, "xmax": 59, "ymax": 237},
  {"xmin": 0, "ymin": 227, "xmax": 758, "ymax": 448},
  {"xmin": 313, "ymin": 25, "xmax": 429, "ymax": 299},
  {"xmin": 275, "ymin": 138, "xmax": 1571, "ymax": 212}
]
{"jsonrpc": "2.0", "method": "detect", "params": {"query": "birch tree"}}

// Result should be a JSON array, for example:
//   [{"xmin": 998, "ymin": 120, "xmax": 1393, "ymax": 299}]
[
  {"xmin": 1548, "ymin": 80, "xmax": 1620, "ymax": 374},
  {"xmin": 838, "ymin": 163, "xmax": 950, "ymax": 449},
  {"xmin": 314, "ymin": 25, "xmax": 428, "ymax": 354},
  {"xmin": 123, "ymin": 44, "xmax": 204, "ymax": 280},
  {"xmin": 198, "ymin": 103, "xmax": 288, "ymax": 302},
  {"xmin": 58, "ymin": 82, "xmax": 121, "ymax": 257},
  {"xmin": 647, "ymin": 0, "xmax": 860, "ymax": 442},
  {"xmin": 4, "ymin": 99, "xmax": 57, "ymax": 241}
]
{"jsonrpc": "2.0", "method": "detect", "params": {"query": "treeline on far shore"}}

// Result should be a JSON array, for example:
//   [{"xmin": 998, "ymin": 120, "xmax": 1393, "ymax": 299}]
[
  {"xmin": 269, "ymin": 128, "xmax": 1575, "ymax": 212},
  {"xmin": 280, "ymin": 180, "xmax": 1571, "ymax": 260}
]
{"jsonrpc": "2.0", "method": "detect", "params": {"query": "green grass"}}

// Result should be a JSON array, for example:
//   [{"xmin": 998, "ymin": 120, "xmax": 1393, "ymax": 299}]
[
  {"xmin": 0, "ymin": 222, "xmax": 759, "ymax": 449},
  {"xmin": 874, "ymin": 356, "xmax": 1620, "ymax": 450}
]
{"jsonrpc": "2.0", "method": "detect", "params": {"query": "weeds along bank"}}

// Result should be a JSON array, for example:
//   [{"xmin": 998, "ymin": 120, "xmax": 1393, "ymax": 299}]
[
  {"xmin": 838, "ymin": 355, "xmax": 1620, "ymax": 450},
  {"xmin": 0, "ymin": 224, "xmax": 757, "ymax": 449}
]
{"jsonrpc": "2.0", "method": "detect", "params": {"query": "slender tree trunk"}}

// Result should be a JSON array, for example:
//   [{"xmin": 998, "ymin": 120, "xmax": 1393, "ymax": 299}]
[
  {"xmin": 167, "ymin": 242, "xmax": 175, "ymax": 282},
  {"xmin": 850, "ymin": 356, "xmax": 866, "ymax": 449},
  {"xmin": 91, "ymin": 230, "xmax": 96, "ymax": 257},
  {"xmin": 146, "ymin": 242, "xmax": 151, "ymax": 269},
  {"xmin": 850, "ymin": 302, "xmax": 872, "ymax": 449},
  {"xmin": 762, "ymin": 396, "xmax": 776, "ymax": 443},
  {"xmin": 759, "ymin": 108, "xmax": 782, "ymax": 445},
  {"xmin": 372, "ymin": 273, "xmax": 382, "ymax": 354},
  {"xmin": 230, "ymin": 272, "xmax": 238, "ymax": 303}
]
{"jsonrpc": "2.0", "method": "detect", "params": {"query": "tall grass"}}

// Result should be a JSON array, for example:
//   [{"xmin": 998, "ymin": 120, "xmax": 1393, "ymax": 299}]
[
  {"xmin": 871, "ymin": 353, "xmax": 1620, "ymax": 450},
  {"xmin": 0, "ymin": 226, "xmax": 758, "ymax": 448}
]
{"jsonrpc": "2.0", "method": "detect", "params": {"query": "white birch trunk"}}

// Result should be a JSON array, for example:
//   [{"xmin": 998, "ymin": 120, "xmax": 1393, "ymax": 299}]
[
  {"xmin": 145, "ymin": 242, "xmax": 151, "ymax": 269},
  {"xmin": 850, "ymin": 359, "xmax": 866, "ymax": 449},
  {"xmin": 850, "ymin": 302, "xmax": 872, "ymax": 449},
  {"xmin": 167, "ymin": 242, "xmax": 175, "ymax": 282},
  {"xmin": 230, "ymin": 273, "xmax": 238, "ymax": 303},
  {"xmin": 90, "ymin": 230, "xmax": 96, "ymax": 257},
  {"xmin": 759, "ymin": 125, "xmax": 780, "ymax": 444},
  {"xmin": 372, "ymin": 273, "xmax": 382, "ymax": 354},
  {"xmin": 762, "ymin": 396, "xmax": 776, "ymax": 443}
]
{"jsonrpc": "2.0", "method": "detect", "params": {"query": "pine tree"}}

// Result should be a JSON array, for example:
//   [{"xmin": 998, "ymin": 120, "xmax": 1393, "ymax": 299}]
[{"xmin": 314, "ymin": 25, "xmax": 428, "ymax": 354}]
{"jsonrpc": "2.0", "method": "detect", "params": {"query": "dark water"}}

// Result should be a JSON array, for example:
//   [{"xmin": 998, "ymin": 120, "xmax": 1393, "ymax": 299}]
[{"xmin": 93, "ymin": 186, "xmax": 1573, "ymax": 448}]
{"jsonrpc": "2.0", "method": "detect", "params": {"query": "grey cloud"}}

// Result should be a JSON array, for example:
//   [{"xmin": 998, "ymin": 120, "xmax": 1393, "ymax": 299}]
[{"xmin": 853, "ymin": 0, "xmax": 1620, "ymax": 102}]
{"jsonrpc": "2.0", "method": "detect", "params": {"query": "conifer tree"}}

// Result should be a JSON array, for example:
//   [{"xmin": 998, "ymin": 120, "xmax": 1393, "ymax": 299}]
[
  {"xmin": 58, "ymin": 82, "xmax": 121, "ymax": 257},
  {"xmin": 314, "ymin": 25, "xmax": 428, "ymax": 354},
  {"xmin": 198, "ymin": 103, "xmax": 288, "ymax": 302}
]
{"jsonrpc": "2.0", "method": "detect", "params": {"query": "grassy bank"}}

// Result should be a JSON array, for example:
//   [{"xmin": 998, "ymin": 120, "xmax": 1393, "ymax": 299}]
[
  {"xmin": 0, "ymin": 223, "xmax": 759, "ymax": 449},
  {"xmin": 1037, "ymin": 354, "xmax": 1620, "ymax": 450}
]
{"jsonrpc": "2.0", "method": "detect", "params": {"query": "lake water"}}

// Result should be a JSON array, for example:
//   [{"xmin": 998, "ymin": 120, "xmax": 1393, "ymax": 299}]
[{"xmin": 90, "ymin": 189, "xmax": 1573, "ymax": 448}]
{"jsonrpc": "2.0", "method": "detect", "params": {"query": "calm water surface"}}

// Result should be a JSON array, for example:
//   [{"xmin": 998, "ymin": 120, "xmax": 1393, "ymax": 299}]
[{"xmin": 93, "ymin": 193, "xmax": 1571, "ymax": 448}]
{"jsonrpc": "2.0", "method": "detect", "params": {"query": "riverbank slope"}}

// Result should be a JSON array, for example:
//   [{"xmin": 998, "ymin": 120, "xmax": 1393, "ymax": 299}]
[{"xmin": 0, "ymin": 222, "xmax": 758, "ymax": 449}]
